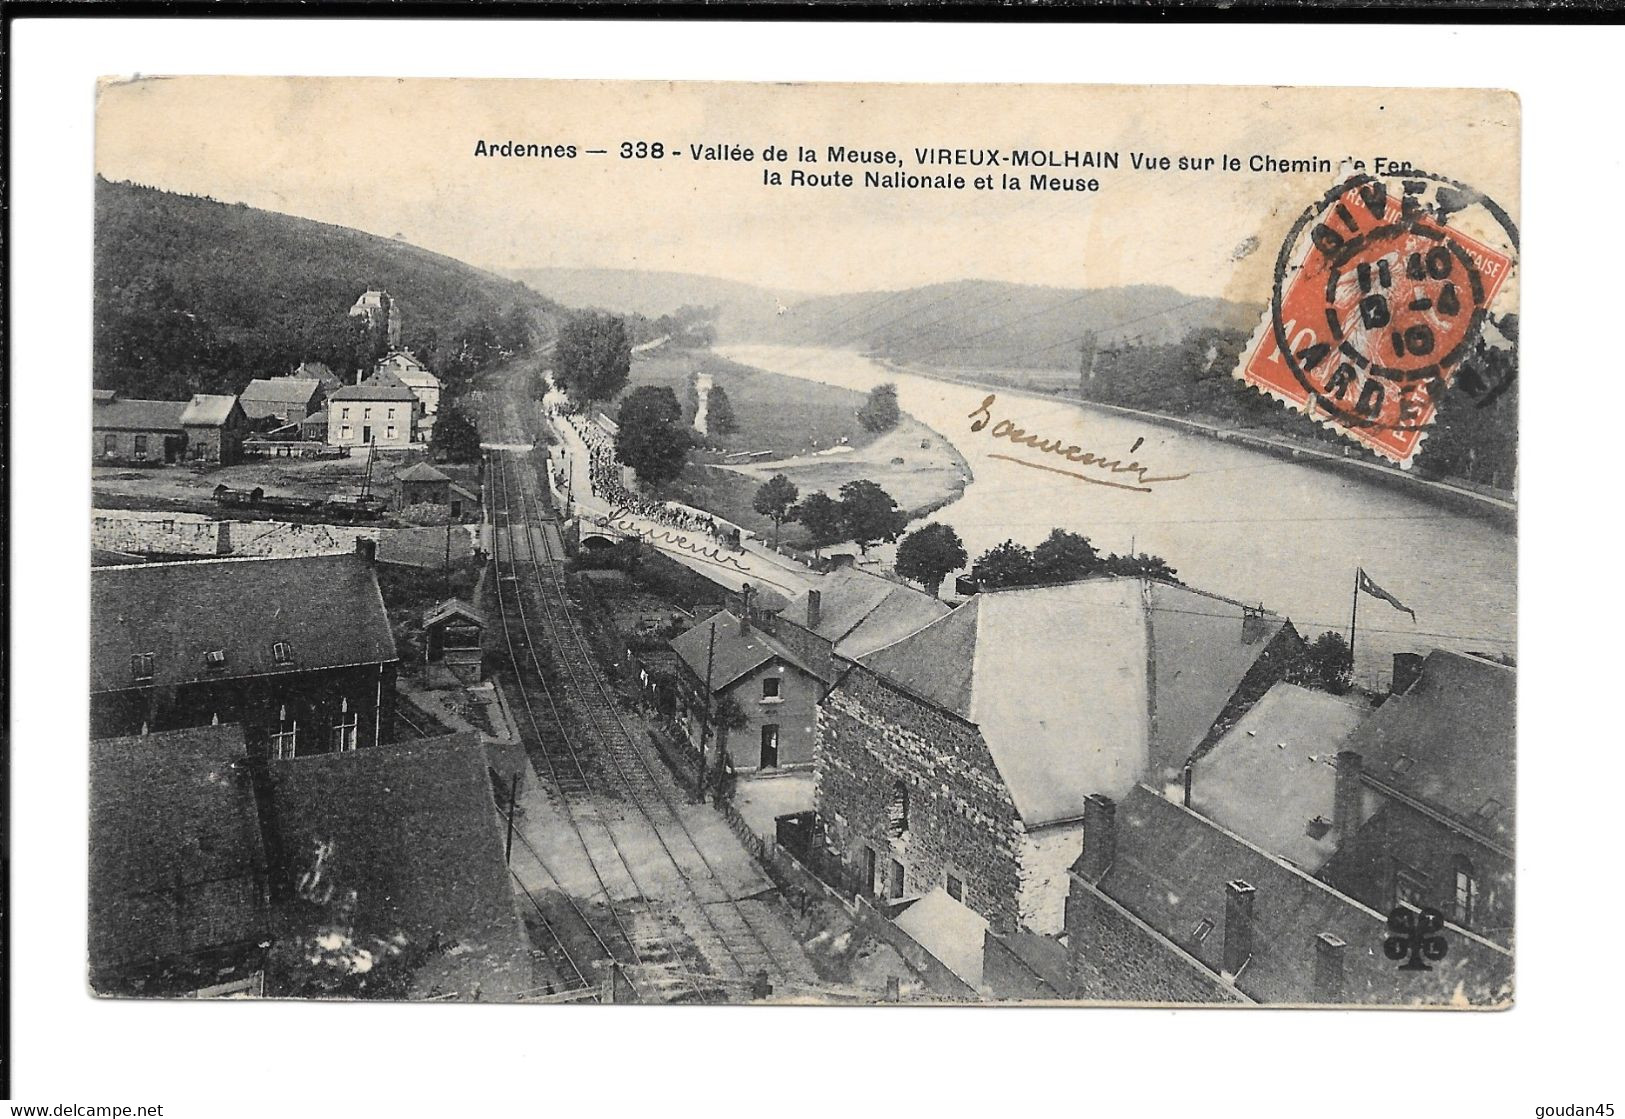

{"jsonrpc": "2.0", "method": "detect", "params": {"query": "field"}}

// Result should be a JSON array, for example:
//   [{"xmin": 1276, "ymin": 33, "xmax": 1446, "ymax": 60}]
[{"xmin": 615, "ymin": 347, "xmax": 969, "ymax": 544}]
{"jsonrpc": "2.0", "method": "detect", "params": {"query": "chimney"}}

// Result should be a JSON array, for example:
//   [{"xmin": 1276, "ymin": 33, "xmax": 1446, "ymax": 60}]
[
  {"xmin": 1076, "ymin": 794, "xmax": 1117, "ymax": 882},
  {"xmin": 806, "ymin": 588, "xmax": 822, "ymax": 630},
  {"xmin": 1333, "ymin": 750, "xmax": 1364, "ymax": 848},
  {"xmin": 1241, "ymin": 605, "xmax": 1269, "ymax": 645},
  {"xmin": 1222, "ymin": 879, "xmax": 1256, "ymax": 978},
  {"xmin": 1391, "ymin": 652, "xmax": 1425, "ymax": 695},
  {"xmin": 1313, "ymin": 933, "xmax": 1347, "ymax": 1003},
  {"xmin": 355, "ymin": 536, "xmax": 376, "ymax": 564}
]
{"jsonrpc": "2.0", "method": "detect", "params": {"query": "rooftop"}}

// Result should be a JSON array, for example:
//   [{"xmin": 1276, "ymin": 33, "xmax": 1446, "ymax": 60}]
[
  {"xmin": 329, "ymin": 381, "xmax": 418, "ymax": 402},
  {"xmin": 1085, "ymin": 785, "xmax": 1512, "ymax": 1005},
  {"xmin": 91, "ymin": 552, "xmax": 397, "ymax": 693},
  {"xmin": 780, "ymin": 566, "xmax": 950, "ymax": 660},
  {"xmin": 268, "ymin": 733, "xmax": 533, "ymax": 1000},
  {"xmin": 180, "ymin": 393, "xmax": 241, "ymax": 427},
  {"xmin": 396, "ymin": 462, "xmax": 451, "ymax": 484},
  {"xmin": 1345, "ymin": 650, "xmax": 1515, "ymax": 846},
  {"xmin": 92, "ymin": 397, "xmax": 187, "ymax": 432},
  {"xmin": 893, "ymin": 887, "xmax": 988, "ymax": 990},
  {"xmin": 240, "ymin": 377, "xmax": 323, "ymax": 405},
  {"xmin": 1188, "ymin": 682, "xmax": 1370, "ymax": 871},
  {"xmin": 855, "ymin": 577, "xmax": 1290, "ymax": 827},
  {"xmin": 671, "ymin": 611, "xmax": 815, "ymax": 693},
  {"xmin": 89, "ymin": 724, "xmax": 267, "ymax": 989}
]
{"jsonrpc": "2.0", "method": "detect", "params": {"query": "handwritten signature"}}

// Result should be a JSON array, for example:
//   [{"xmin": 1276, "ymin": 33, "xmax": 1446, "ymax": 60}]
[
  {"xmin": 967, "ymin": 394, "xmax": 1189, "ymax": 493},
  {"xmin": 606, "ymin": 507, "xmax": 796, "ymax": 591}
]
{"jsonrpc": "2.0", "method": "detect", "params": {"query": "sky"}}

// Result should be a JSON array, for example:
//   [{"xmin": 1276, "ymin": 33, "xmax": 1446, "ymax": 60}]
[{"xmin": 95, "ymin": 77, "xmax": 1520, "ymax": 300}]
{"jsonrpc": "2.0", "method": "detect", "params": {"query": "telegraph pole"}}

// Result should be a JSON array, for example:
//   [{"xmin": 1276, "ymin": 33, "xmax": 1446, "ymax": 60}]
[{"xmin": 696, "ymin": 618, "xmax": 717, "ymax": 803}]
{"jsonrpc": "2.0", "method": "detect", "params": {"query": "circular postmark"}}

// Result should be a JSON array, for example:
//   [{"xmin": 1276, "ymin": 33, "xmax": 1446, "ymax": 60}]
[{"xmin": 1269, "ymin": 169, "xmax": 1519, "ymax": 439}]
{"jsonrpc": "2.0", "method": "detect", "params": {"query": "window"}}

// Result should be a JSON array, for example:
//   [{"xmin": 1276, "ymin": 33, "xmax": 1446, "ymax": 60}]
[
  {"xmin": 203, "ymin": 649, "xmax": 228, "ymax": 670},
  {"xmin": 130, "ymin": 652, "xmax": 155, "ymax": 682},
  {"xmin": 1393, "ymin": 863, "xmax": 1429, "ymax": 911},
  {"xmin": 271, "ymin": 704, "xmax": 298, "ymax": 760},
  {"xmin": 761, "ymin": 676, "xmax": 781, "ymax": 700},
  {"xmin": 103, "ymin": 434, "xmax": 116, "ymax": 456},
  {"xmin": 946, "ymin": 873, "xmax": 964, "ymax": 902},
  {"xmin": 341, "ymin": 407, "xmax": 350, "ymax": 420},
  {"xmin": 388, "ymin": 407, "xmax": 396, "ymax": 420},
  {"xmin": 134, "ymin": 434, "xmax": 149, "ymax": 458},
  {"xmin": 364, "ymin": 408, "xmax": 372, "ymax": 420},
  {"xmin": 271, "ymin": 641, "xmax": 294, "ymax": 666},
  {"xmin": 888, "ymin": 858, "xmax": 905, "ymax": 898},
  {"xmin": 1193, "ymin": 917, "xmax": 1216, "ymax": 943},
  {"xmin": 341, "ymin": 425, "xmax": 352, "ymax": 440},
  {"xmin": 1453, "ymin": 856, "xmax": 1478, "ymax": 926},
  {"xmin": 888, "ymin": 781, "xmax": 909, "ymax": 838},
  {"xmin": 332, "ymin": 696, "xmax": 358, "ymax": 752},
  {"xmin": 386, "ymin": 426, "xmax": 396, "ymax": 440}
]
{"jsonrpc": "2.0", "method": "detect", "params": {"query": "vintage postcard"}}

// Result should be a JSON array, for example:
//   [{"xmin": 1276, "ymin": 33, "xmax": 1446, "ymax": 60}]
[{"xmin": 89, "ymin": 78, "xmax": 1517, "ymax": 1007}]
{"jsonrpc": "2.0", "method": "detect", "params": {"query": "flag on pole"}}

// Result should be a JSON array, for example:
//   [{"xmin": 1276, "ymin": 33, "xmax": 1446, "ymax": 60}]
[{"xmin": 1357, "ymin": 568, "xmax": 1416, "ymax": 620}]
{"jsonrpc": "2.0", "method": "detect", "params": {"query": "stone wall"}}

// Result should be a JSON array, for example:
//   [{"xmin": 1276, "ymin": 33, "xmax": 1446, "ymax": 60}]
[
  {"xmin": 1065, "ymin": 877, "xmax": 1247, "ymax": 1004},
  {"xmin": 816, "ymin": 665, "xmax": 1025, "ymax": 934},
  {"xmin": 92, "ymin": 510, "xmax": 380, "ymax": 560},
  {"xmin": 1018, "ymin": 824, "xmax": 1086, "ymax": 935}
]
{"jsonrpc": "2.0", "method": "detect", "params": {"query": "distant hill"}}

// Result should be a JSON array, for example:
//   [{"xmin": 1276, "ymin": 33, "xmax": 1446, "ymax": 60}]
[
  {"xmin": 508, "ymin": 267, "xmax": 806, "ymax": 341},
  {"xmin": 758, "ymin": 280, "xmax": 1259, "ymax": 371},
  {"xmin": 95, "ymin": 178, "xmax": 561, "ymax": 401}
]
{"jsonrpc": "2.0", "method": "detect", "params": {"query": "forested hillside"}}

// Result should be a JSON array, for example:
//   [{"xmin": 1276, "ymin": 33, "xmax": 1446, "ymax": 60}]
[{"xmin": 95, "ymin": 178, "xmax": 561, "ymax": 400}]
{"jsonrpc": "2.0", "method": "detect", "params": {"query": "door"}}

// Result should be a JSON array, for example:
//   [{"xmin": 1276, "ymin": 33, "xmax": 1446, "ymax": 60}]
[
  {"xmin": 889, "ymin": 858, "xmax": 905, "ymax": 898},
  {"xmin": 362, "ymin": 425, "xmax": 372, "ymax": 444},
  {"xmin": 759, "ymin": 723, "xmax": 780, "ymax": 769},
  {"xmin": 862, "ymin": 846, "xmax": 878, "ymax": 897}
]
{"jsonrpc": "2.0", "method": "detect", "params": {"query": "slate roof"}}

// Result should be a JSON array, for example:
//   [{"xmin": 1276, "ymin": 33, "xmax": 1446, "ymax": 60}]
[
  {"xmin": 329, "ymin": 381, "xmax": 417, "ymax": 402},
  {"xmin": 91, "ymin": 553, "xmax": 397, "ymax": 693},
  {"xmin": 92, "ymin": 398, "xmax": 187, "ymax": 432},
  {"xmin": 856, "ymin": 577, "xmax": 1290, "ymax": 828},
  {"xmin": 671, "ymin": 611, "xmax": 815, "ymax": 693},
  {"xmin": 268, "ymin": 734, "xmax": 532, "ymax": 1000},
  {"xmin": 1343, "ymin": 650, "xmax": 1515, "ymax": 847},
  {"xmin": 423, "ymin": 597, "xmax": 486, "ymax": 629},
  {"xmin": 89, "ymin": 725, "xmax": 268, "ymax": 985},
  {"xmin": 294, "ymin": 362, "xmax": 341, "ymax": 389},
  {"xmin": 1085, "ymin": 785, "xmax": 1512, "ymax": 1005},
  {"xmin": 180, "ymin": 394, "xmax": 241, "ymax": 427},
  {"xmin": 1188, "ymin": 682, "xmax": 1370, "ymax": 871},
  {"xmin": 780, "ymin": 567, "xmax": 950, "ymax": 660},
  {"xmin": 397, "ymin": 462, "xmax": 450, "ymax": 484}
]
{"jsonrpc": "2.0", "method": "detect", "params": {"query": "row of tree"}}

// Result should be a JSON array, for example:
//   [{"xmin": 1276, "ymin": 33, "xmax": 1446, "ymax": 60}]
[{"xmin": 752, "ymin": 474, "xmax": 909, "ymax": 557}]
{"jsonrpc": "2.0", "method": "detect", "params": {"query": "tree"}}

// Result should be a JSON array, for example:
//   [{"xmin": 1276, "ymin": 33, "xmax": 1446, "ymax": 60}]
[
  {"xmin": 838, "ymin": 479, "xmax": 908, "ymax": 556},
  {"xmin": 1102, "ymin": 552, "xmax": 1182, "ymax": 584},
  {"xmin": 1032, "ymin": 529, "xmax": 1101, "ymax": 584},
  {"xmin": 430, "ymin": 408, "xmax": 481, "ymax": 464},
  {"xmin": 857, "ymin": 382, "xmax": 901, "ymax": 433},
  {"xmin": 752, "ymin": 474, "xmax": 800, "ymax": 548},
  {"xmin": 706, "ymin": 384, "xmax": 738, "ymax": 435},
  {"xmin": 614, "ymin": 386, "xmax": 691, "ymax": 488},
  {"xmin": 894, "ymin": 522, "xmax": 967, "ymax": 597},
  {"xmin": 793, "ymin": 491, "xmax": 845, "ymax": 558},
  {"xmin": 554, "ymin": 310, "xmax": 631, "ymax": 406},
  {"xmin": 974, "ymin": 539, "xmax": 1036, "ymax": 590},
  {"xmin": 1289, "ymin": 631, "xmax": 1354, "ymax": 695}
]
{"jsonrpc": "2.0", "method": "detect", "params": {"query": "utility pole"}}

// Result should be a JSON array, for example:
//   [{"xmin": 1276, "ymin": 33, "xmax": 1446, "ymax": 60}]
[
  {"xmin": 1348, "ymin": 568, "xmax": 1361, "ymax": 669},
  {"xmin": 505, "ymin": 774, "xmax": 519, "ymax": 865},
  {"xmin": 443, "ymin": 520, "xmax": 453, "ymax": 600},
  {"xmin": 696, "ymin": 618, "xmax": 716, "ymax": 803}
]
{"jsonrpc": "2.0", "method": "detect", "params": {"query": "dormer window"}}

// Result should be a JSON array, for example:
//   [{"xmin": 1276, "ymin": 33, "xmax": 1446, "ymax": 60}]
[
  {"xmin": 204, "ymin": 649, "xmax": 228, "ymax": 670},
  {"xmin": 272, "ymin": 641, "xmax": 295, "ymax": 666},
  {"xmin": 130, "ymin": 652, "xmax": 155, "ymax": 682}
]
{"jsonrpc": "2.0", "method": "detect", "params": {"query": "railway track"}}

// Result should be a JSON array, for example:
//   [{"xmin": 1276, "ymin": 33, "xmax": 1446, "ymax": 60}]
[{"xmin": 489, "ymin": 432, "xmax": 804, "ymax": 997}]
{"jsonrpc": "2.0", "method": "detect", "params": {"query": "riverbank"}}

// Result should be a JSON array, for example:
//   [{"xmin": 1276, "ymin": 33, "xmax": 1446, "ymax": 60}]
[{"xmin": 879, "ymin": 359, "xmax": 1516, "ymax": 531}]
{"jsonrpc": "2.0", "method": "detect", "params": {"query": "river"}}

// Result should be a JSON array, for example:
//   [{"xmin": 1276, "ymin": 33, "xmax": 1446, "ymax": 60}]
[{"xmin": 717, "ymin": 344, "xmax": 1517, "ymax": 685}]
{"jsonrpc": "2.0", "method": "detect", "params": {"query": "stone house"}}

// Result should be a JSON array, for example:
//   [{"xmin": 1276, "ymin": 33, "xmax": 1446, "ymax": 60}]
[
  {"xmin": 326, "ymin": 381, "xmax": 418, "ymax": 448},
  {"xmin": 765, "ymin": 566, "xmax": 951, "ymax": 684},
  {"xmin": 179, "ymin": 393, "xmax": 250, "ymax": 464},
  {"xmin": 815, "ymin": 577, "xmax": 1305, "ymax": 935},
  {"xmin": 1060, "ymin": 785, "xmax": 1513, "ymax": 1005},
  {"xmin": 1318, "ymin": 650, "xmax": 1515, "ymax": 946},
  {"xmin": 671, "ymin": 610, "xmax": 822, "ymax": 773},
  {"xmin": 239, "ymin": 377, "xmax": 326, "ymax": 427},
  {"xmin": 374, "ymin": 351, "xmax": 442, "ymax": 415},
  {"xmin": 93, "ymin": 394, "xmax": 188, "ymax": 463},
  {"xmin": 90, "ymin": 542, "xmax": 398, "ymax": 759}
]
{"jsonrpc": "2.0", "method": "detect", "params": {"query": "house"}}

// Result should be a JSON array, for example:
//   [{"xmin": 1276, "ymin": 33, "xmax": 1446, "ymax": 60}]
[
  {"xmin": 670, "ymin": 609, "xmax": 823, "ymax": 773},
  {"xmin": 90, "ymin": 541, "xmax": 398, "ymax": 758},
  {"xmin": 374, "ymin": 351, "xmax": 441, "ymax": 415},
  {"xmin": 1183, "ymin": 681, "xmax": 1371, "ymax": 873},
  {"xmin": 349, "ymin": 289, "xmax": 402, "ymax": 348},
  {"xmin": 93, "ymin": 394, "xmax": 188, "ymax": 463},
  {"xmin": 398, "ymin": 461, "xmax": 449, "ymax": 506},
  {"xmin": 815, "ymin": 577, "xmax": 1304, "ymax": 935},
  {"xmin": 267, "ymin": 733, "xmax": 534, "ymax": 1001},
  {"xmin": 1318, "ymin": 650, "xmax": 1515, "ymax": 946},
  {"xmin": 326, "ymin": 381, "xmax": 418, "ymax": 448},
  {"xmin": 89, "ymin": 724, "xmax": 269, "ymax": 997},
  {"xmin": 299, "ymin": 409, "xmax": 328, "ymax": 442},
  {"xmin": 1061, "ymin": 785, "xmax": 1512, "ymax": 1005},
  {"xmin": 422, "ymin": 598, "xmax": 486, "ymax": 681},
  {"xmin": 765, "ymin": 566, "xmax": 951, "ymax": 683},
  {"xmin": 292, "ymin": 361, "xmax": 344, "ymax": 394},
  {"xmin": 179, "ymin": 393, "xmax": 249, "ymax": 464},
  {"xmin": 239, "ymin": 377, "xmax": 326, "ymax": 426}
]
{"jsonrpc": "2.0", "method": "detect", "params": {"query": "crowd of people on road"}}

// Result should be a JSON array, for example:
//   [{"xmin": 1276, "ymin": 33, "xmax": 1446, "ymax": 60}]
[{"xmin": 554, "ymin": 406, "xmax": 741, "ymax": 548}]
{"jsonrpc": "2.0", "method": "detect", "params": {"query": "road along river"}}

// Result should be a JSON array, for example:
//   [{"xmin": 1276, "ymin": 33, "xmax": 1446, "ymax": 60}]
[{"xmin": 718, "ymin": 345, "xmax": 1516, "ymax": 686}]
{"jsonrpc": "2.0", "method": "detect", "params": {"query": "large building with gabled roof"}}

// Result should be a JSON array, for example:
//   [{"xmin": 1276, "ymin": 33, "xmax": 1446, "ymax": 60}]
[
  {"xmin": 90, "ymin": 542, "xmax": 399, "ymax": 758},
  {"xmin": 814, "ymin": 576, "xmax": 1304, "ymax": 935}
]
